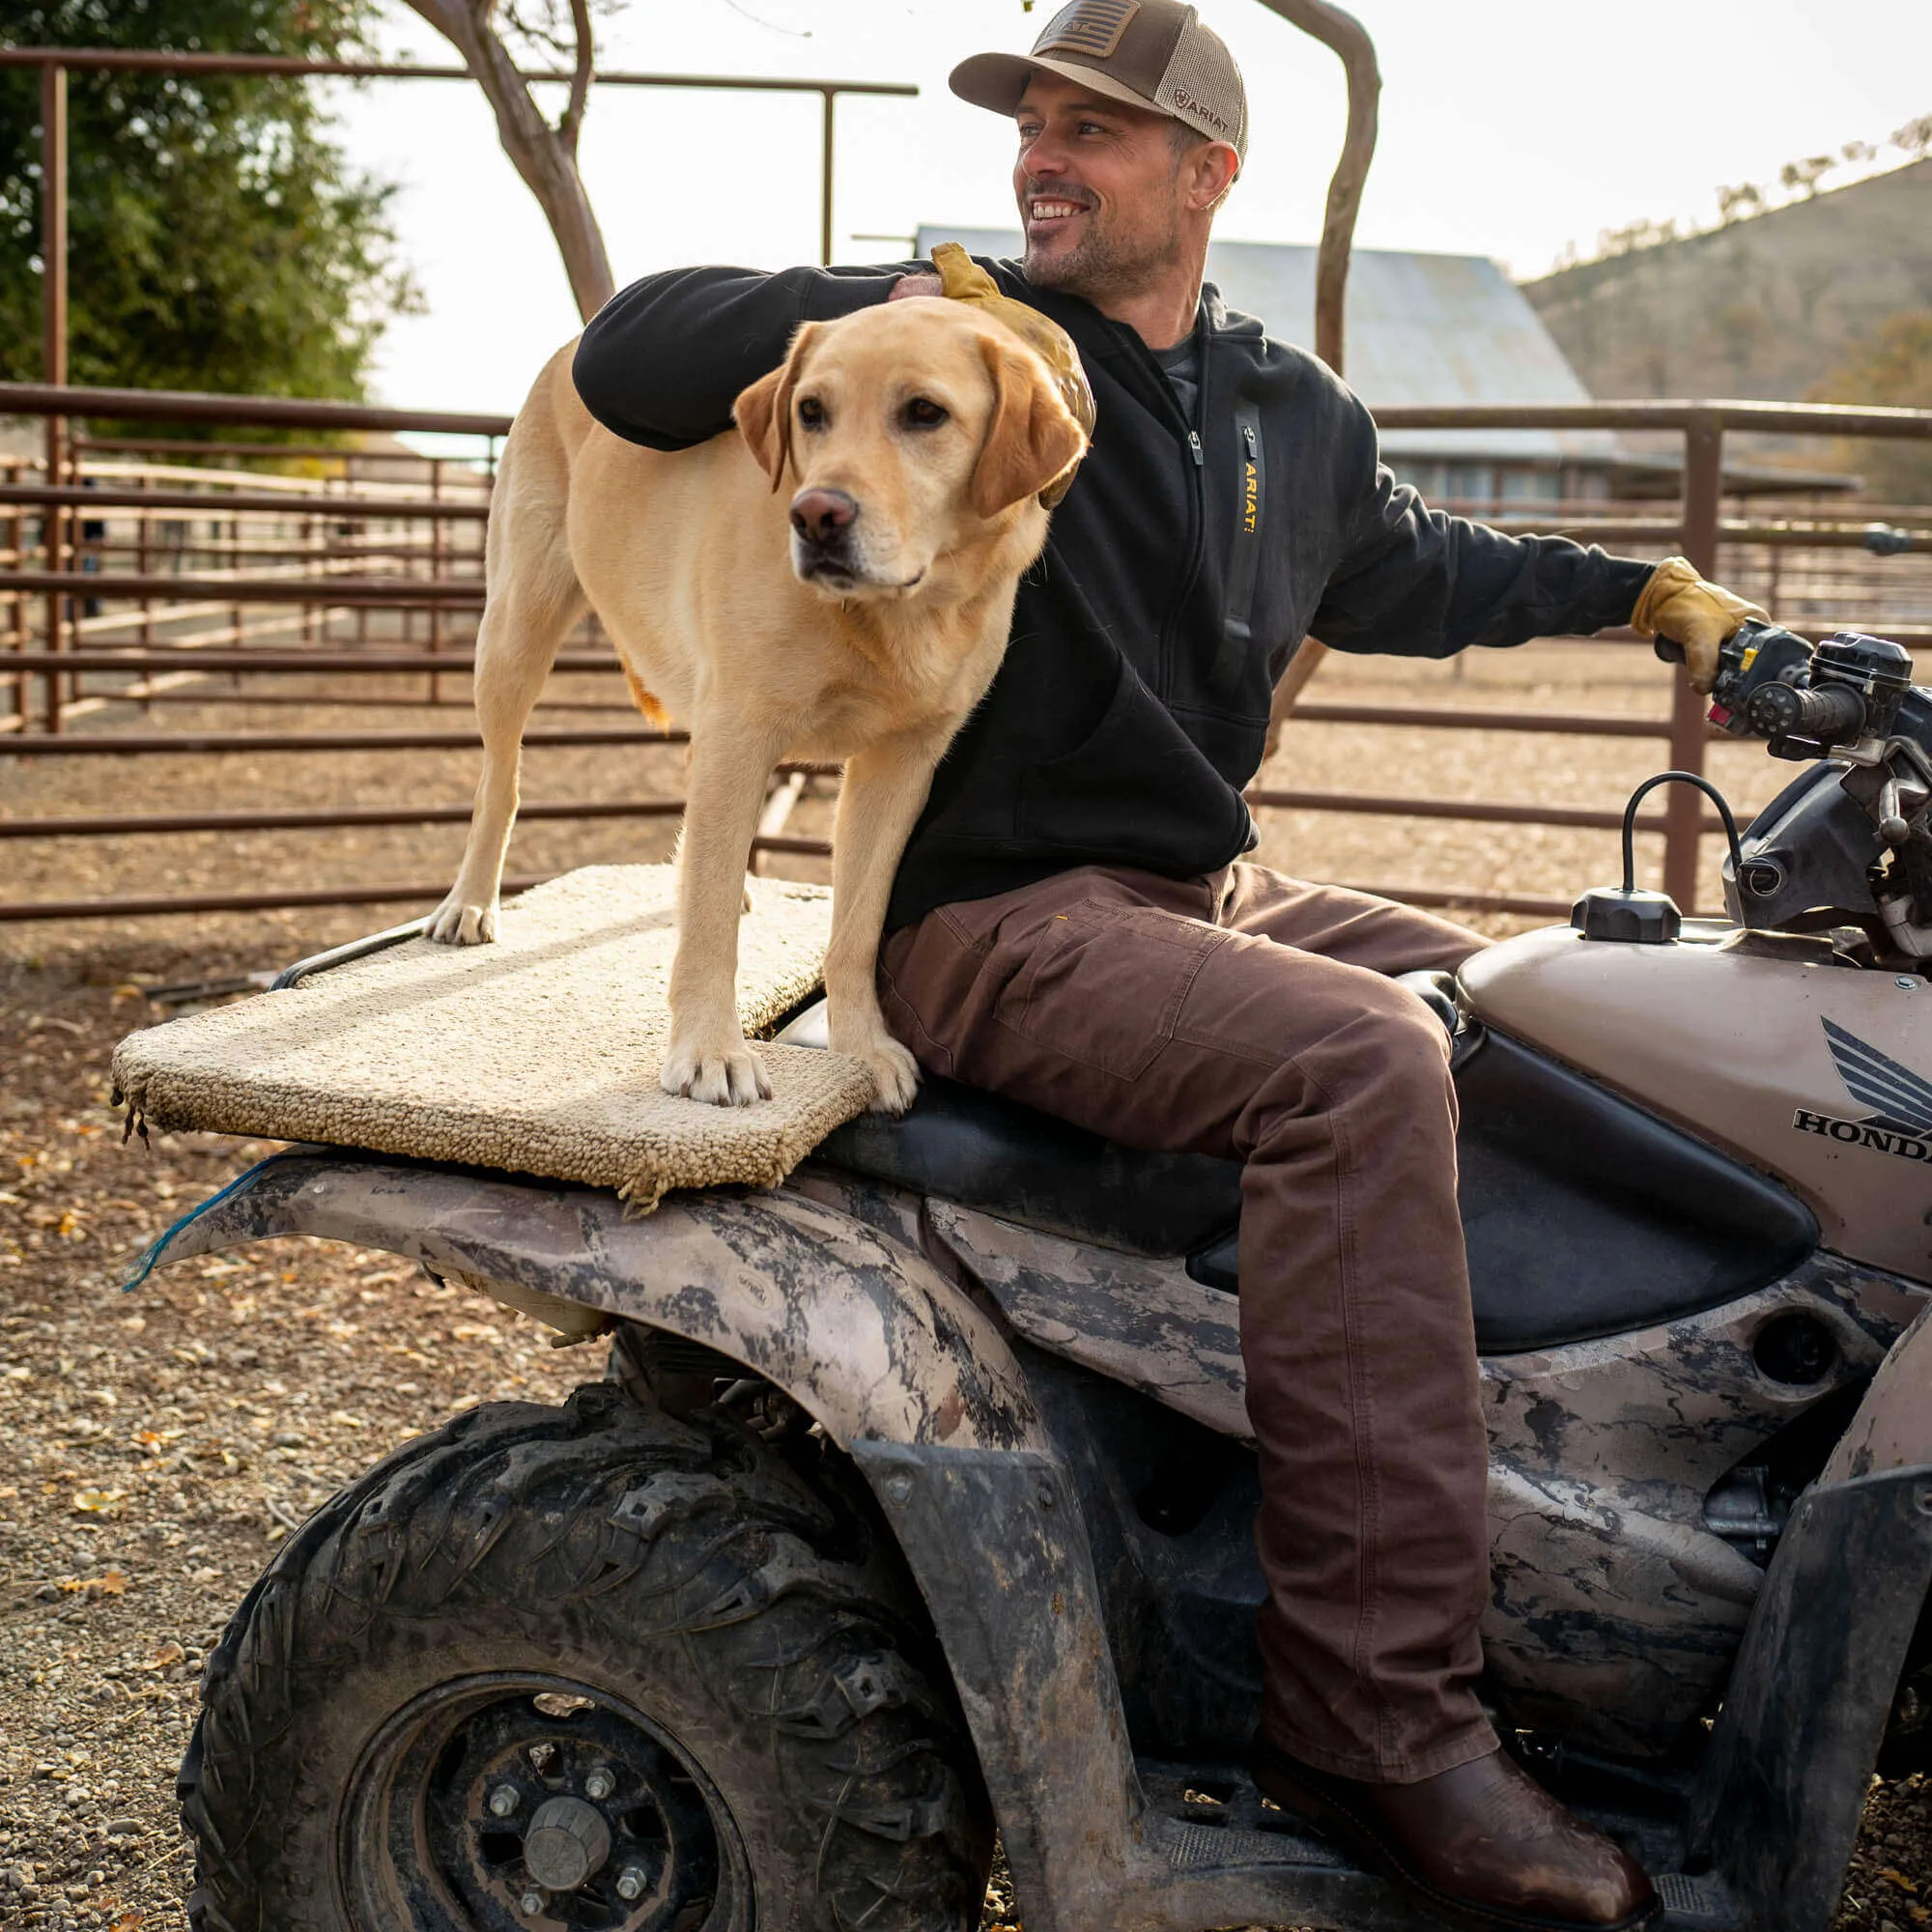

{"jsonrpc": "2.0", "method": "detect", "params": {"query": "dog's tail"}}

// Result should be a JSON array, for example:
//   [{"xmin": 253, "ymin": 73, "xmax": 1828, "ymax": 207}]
[{"xmin": 621, "ymin": 664, "xmax": 670, "ymax": 729}]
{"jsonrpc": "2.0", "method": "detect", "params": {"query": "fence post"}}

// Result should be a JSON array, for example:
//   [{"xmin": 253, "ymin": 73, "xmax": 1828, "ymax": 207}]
[
  {"xmin": 819, "ymin": 89, "xmax": 836, "ymax": 267},
  {"xmin": 41, "ymin": 60, "xmax": 67, "ymax": 733},
  {"xmin": 429, "ymin": 456, "xmax": 444, "ymax": 704},
  {"xmin": 1663, "ymin": 408, "xmax": 1723, "ymax": 911}
]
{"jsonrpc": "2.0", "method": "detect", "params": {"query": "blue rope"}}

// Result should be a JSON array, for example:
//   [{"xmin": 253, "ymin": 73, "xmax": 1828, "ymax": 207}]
[{"xmin": 119, "ymin": 1151, "xmax": 310, "ymax": 1293}]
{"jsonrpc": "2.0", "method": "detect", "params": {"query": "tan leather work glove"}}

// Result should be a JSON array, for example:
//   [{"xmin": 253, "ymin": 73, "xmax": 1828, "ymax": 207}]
[
  {"xmin": 930, "ymin": 242, "xmax": 1096, "ymax": 505},
  {"xmin": 1631, "ymin": 555, "xmax": 1769, "ymax": 694}
]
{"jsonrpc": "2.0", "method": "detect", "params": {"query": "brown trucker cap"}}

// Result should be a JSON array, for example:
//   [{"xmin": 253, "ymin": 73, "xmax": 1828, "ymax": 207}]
[{"xmin": 951, "ymin": 0, "xmax": 1247, "ymax": 161}]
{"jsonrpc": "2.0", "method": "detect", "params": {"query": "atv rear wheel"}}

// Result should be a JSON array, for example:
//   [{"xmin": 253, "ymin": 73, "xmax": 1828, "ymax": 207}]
[{"xmin": 179, "ymin": 1381, "xmax": 992, "ymax": 1931}]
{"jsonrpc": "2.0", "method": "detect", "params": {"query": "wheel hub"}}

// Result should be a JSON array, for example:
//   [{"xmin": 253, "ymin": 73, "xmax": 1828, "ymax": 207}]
[
  {"xmin": 522, "ymin": 1796, "xmax": 612, "ymax": 1892},
  {"xmin": 340, "ymin": 1673, "xmax": 729, "ymax": 1929}
]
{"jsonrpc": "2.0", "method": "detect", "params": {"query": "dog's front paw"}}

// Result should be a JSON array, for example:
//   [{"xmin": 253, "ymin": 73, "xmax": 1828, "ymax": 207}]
[
  {"xmin": 426, "ymin": 894, "xmax": 497, "ymax": 946},
  {"xmin": 661, "ymin": 1032, "xmax": 772, "ymax": 1108},
  {"xmin": 842, "ymin": 1032, "xmax": 921, "ymax": 1115}
]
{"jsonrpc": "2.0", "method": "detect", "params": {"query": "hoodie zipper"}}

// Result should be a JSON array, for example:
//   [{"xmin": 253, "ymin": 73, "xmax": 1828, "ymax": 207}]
[{"xmin": 1134, "ymin": 323, "xmax": 1208, "ymax": 699}]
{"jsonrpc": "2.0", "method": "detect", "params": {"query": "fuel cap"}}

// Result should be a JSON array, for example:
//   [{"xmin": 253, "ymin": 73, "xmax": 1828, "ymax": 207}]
[{"xmin": 1571, "ymin": 886, "xmax": 1683, "ymax": 945}]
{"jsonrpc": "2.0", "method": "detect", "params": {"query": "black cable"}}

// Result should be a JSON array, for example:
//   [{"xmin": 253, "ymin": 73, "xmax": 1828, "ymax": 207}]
[{"xmin": 1620, "ymin": 771, "xmax": 1744, "ymax": 895}]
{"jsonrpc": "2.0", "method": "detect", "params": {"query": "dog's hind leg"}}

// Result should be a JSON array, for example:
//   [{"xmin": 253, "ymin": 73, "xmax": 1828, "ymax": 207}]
[{"xmin": 427, "ymin": 525, "xmax": 583, "ymax": 946}]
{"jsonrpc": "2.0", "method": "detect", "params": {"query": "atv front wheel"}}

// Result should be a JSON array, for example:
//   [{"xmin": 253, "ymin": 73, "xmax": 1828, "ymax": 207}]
[{"xmin": 179, "ymin": 1381, "xmax": 992, "ymax": 1931}]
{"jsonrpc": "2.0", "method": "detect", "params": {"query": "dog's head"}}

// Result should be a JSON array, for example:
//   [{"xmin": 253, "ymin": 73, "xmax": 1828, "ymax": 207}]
[{"xmin": 733, "ymin": 300, "xmax": 1088, "ymax": 601}]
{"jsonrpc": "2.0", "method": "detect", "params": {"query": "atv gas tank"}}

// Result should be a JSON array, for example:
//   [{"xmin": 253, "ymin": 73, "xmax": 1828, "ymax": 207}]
[{"xmin": 1461, "ymin": 924, "xmax": 1931, "ymax": 1278}]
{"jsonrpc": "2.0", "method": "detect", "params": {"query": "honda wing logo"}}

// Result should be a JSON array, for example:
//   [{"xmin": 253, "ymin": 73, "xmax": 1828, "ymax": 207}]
[{"xmin": 1791, "ymin": 1018, "xmax": 1932, "ymax": 1164}]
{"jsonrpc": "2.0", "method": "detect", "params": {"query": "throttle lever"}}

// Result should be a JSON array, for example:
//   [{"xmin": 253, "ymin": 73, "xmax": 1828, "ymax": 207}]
[{"xmin": 1652, "ymin": 637, "xmax": 1687, "ymax": 667}]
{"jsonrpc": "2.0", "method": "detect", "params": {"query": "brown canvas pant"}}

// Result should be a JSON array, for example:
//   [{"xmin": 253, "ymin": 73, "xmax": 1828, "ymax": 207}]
[{"xmin": 878, "ymin": 862, "xmax": 1499, "ymax": 1782}]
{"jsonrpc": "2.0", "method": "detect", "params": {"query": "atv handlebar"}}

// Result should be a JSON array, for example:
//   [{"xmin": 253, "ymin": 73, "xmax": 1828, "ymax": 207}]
[
  {"xmin": 1741, "ymin": 678, "xmax": 1869, "ymax": 744},
  {"xmin": 1662, "ymin": 619, "xmax": 1920, "ymax": 754}
]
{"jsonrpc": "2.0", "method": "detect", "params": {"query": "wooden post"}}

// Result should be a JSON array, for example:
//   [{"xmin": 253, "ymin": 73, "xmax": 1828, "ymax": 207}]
[
  {"xmin": 5, "ymin": 461, "xmax": 24, "ymax": 724},
  {"xmin": 429, "ymin": 456, "xmax": 445, "ymax": 703},
  {"xmin": 1664, "ymin": 409, "xmax": 1723, "ymax": 912},
  {"xmin": 41, "ymin": 61, "xmax": 67, "ymax": 732},
  {"xmin": 820, "ymin": 90, "xmax": 836, "ymax": 267}
]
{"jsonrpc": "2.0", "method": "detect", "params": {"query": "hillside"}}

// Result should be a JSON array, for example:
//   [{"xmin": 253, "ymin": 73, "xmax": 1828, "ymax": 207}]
[{"xmin": 1522, "ymin": 159, "xmax": 1932, "ymax": 404}]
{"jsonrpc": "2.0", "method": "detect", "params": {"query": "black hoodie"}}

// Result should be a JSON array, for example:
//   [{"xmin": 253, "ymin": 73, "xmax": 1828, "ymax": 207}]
[{"xmin": 572, "ymin": 258, "xmax": 1655, "ymax": 929}]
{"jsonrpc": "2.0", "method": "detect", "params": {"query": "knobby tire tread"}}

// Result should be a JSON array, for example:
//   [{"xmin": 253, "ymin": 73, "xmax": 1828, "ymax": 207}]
[{"xmin": 178, "ymin": 1382, "xmax": 991, "ymax": 1932}]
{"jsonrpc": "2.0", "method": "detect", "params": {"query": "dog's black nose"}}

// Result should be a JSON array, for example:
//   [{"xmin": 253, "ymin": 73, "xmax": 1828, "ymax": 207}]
[{"xmin": 790, "ymin": 488, "xmax": 858, "ymax": 547}]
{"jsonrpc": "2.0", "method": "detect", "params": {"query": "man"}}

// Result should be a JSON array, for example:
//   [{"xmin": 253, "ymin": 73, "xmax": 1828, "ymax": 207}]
[{"xmin": 572, "ymin": 5, "xmax": 1762, "ymax": 1925}]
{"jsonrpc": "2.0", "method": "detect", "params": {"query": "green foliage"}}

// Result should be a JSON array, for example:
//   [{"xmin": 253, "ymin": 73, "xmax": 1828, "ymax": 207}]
[
  {"xmin": 1811, "ymin": 312, "xmax": 1932, "ymax": 502},
  {"xmin": 0, "ymin": 1, "xmax": 417, "ymax": 424}
]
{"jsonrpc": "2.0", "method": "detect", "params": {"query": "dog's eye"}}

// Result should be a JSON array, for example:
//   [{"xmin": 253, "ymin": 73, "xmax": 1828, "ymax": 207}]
[
  {"xmin": 903, "ymin": 397, "xmax": 949, "ymax": 429},
  {"xmin": 797, "ymin": 396, "xmax": 826, "ymax": 429}
]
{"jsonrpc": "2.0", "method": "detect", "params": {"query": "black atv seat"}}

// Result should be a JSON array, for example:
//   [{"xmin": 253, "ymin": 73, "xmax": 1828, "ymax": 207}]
[{"xmin": 783, "ymin": 989, "xmax": 1819, "ymax": 1353}]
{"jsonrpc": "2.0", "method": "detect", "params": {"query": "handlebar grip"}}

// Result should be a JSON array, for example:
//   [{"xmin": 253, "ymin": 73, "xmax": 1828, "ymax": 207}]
[{"xmin": 1745, "ymin": 678, "xmax": 1868, "ymax": 742}]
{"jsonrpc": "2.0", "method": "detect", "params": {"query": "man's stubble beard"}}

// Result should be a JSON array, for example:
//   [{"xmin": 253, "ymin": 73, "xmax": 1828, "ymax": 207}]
[{"xmin": 1021, "ymin": 189, "xmax": 1181, "ymax": 307}]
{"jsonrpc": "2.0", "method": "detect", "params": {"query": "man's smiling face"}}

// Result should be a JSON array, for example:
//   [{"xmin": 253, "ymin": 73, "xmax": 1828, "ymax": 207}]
[{"xmin": 1013, "ymin": 71, "xmax": 1191, "ymax": 303}]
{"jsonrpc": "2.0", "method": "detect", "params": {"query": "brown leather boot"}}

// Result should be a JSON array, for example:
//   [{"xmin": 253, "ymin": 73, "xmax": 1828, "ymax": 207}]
[{"xmin": 1251, "ymin": 1736, "xmax": 1660, "ymax": 1931}]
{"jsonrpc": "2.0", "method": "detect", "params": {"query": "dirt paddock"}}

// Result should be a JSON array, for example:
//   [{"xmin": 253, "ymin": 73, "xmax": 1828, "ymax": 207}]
[{"xmin": 1, "ymin": 644, "xmax": 1926, "ymax": 1929}]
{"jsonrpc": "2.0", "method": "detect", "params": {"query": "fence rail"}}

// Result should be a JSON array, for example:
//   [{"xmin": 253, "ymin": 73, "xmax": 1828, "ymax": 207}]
[{"xmin": 3, "ymin": 385, "xmax": 1931, "ymax": 927}]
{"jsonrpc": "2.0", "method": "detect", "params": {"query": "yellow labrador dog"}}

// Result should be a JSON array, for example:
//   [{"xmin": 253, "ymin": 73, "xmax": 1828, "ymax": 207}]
[{"xmin": 427, "ymin": 297, "xmax": 1087, "ymax": 1111}]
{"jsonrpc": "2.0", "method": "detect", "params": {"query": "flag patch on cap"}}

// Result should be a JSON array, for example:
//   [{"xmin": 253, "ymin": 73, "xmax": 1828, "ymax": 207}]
[{"xmin": 1036, "ymin": 0, "xmax": 1142, "ymax": 61}]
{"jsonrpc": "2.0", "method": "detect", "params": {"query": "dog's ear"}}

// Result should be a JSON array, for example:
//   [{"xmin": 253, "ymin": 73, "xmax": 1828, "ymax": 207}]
[
  {"xmin": 734, "ymin": 322, "xmax": 821, "ymax": 492},
  {"xmin": 969, "ymin": 334, "xmax": 1090, "ymax": 519}
]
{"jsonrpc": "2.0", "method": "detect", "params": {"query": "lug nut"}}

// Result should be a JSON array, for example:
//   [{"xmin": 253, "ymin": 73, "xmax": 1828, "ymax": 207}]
[
  {"xmin": 520, "ymin": 1889, "xmax": 546, "ymax": 1916},
  {"xmin": 488, "ymin": 1784, "xmax": 521, "ymax": 1818},
  {"xmin": 584, "ymin": 1766, "xmax": 616, "ymax": 1801},
  {"xmin": 614, "ymin": 1864, "xmax": 648, "ymax": 1902}
]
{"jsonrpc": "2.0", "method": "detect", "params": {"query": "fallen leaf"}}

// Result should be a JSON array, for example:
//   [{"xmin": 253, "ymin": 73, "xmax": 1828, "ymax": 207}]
[
  {"xmin": 143, "ymin": 1641, "xmax": 185, "ymax": 1670},
  {"xmin": 72, "ymin": 1488, "xmax": 127, "ymax": 1515},
  {"xmin": 92, "ymin": 1568, "xmax": 129, "ymax": 1597}
]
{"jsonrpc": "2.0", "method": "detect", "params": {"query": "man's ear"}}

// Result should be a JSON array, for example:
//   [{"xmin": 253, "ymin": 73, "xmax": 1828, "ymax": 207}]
[
  {"xmin": 734, "ymin": 321, "xmax": 821, "ymax": 492},
  {"xmin": 969, "ymin": 335, "xmax": 1090, "ymax": 518}
]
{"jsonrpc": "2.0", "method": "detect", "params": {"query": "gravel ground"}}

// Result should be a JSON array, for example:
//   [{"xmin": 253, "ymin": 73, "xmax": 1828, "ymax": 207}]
[{"xmin": 1, "ymin": 649, "xmax": 1926, "ymax": 1930}]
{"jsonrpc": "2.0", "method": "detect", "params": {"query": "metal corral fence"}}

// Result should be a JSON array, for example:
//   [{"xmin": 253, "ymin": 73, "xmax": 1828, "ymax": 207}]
[{"xmin": 1, "ymin": 382, "xmax": 1929, "ymax": 925}]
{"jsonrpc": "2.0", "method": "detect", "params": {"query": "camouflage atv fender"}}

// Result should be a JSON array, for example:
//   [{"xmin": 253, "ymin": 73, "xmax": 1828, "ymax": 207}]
[{"xmin": 128, "ymin": 1146, "xmax": 1046, "ymax": 1455}]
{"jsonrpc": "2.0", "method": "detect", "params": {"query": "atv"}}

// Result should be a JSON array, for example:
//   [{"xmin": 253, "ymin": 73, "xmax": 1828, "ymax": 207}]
[{"xmin": 136, "ymin": 621, "xmax": 1932, "ymax": 1932}]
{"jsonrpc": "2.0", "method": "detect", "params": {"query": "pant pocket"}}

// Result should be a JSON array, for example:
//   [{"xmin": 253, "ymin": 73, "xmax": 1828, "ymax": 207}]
[{"xmin": 999, "ymin": 897, "xmax": 1220, "ymax": 1082}]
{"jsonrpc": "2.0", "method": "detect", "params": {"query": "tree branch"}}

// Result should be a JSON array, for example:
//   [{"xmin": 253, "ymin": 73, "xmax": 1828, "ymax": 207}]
[
  {"xmin": 1246, "ymin": 0, "xmax": 1378, "ymax": 379},
  {"xmin": 1248, "ymin": 0, "xmax": 1381, "ymax": 742},
  {"xmin": 559, "ymin": 0, "xmax": 594, "ymax": 157},
  {"xmin": 400, "ymin": 0, "xmax": 614, "ymax": 320}
]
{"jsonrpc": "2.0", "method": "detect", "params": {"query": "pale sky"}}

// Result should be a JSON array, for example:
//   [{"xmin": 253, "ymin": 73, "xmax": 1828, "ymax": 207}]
[{"xmin": 322, "ymin": 0, "xmax": 1932, "ymax": 419}]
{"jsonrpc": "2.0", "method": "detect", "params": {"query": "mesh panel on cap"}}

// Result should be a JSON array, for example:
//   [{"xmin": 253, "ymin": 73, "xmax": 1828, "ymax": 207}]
[
  {"xmin": 1035, "ymin": 0, "xmax": 1142, "ymax": 62},
  {"xmin": 1155, "ymin": 22, "xmax": 1246, "ymax": 156}
]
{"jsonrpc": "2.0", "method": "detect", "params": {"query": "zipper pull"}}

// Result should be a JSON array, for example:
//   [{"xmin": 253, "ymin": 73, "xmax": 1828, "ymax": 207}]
[
  {"xmin": 1243, "ymin": 424, "xmax": 1258, "ymax": 456},
  {"xmin": 1187, "ymin": 430, "xmax": 1204, "ymax": 468}
]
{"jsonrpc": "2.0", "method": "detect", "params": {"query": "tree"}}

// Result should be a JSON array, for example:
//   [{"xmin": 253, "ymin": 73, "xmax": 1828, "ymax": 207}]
[
  {"xmin": 0, "ymin": 1, "xmax": 415, "ymax": 412},
  {"xmin": 398, "ymin": 0, "xmax": 615, "ymax": 320},
  {"xmin": 1778, "ymin": 154, "xmax": 1835, "ymax": 199},
  {"xmin": 1810, "ymin": 312, "xmax": 1932, "ymax": 502}
]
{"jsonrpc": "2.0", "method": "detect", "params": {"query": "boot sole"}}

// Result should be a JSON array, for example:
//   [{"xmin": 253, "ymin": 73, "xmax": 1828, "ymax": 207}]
[{"xmin": 1250, "ymin": 1750, "xmax": 1663, "ymax": 1932}]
